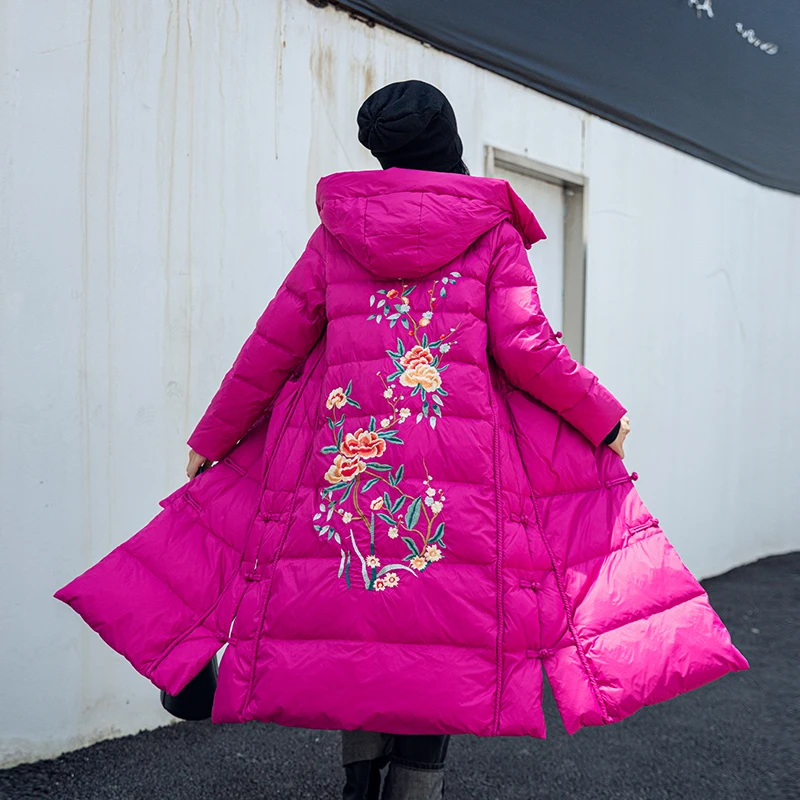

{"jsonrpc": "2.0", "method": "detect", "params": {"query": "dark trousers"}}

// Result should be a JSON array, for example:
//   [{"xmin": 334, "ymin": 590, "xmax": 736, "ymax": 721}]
[{"xmin": 342, "ymin": 731, "xmax": 450, "ymax": 800}]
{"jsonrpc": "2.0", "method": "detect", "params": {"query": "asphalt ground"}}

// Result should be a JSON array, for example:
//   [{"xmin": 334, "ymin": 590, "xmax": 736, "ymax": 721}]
[{"xmin": 2, "ymin": 552, "xmax": 797, "ymax": 800}]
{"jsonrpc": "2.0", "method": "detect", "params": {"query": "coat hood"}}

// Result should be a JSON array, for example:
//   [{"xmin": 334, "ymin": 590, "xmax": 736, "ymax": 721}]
[{"xmin": 316, "ymin": 169, "xmax": 546, "ymax": 278}]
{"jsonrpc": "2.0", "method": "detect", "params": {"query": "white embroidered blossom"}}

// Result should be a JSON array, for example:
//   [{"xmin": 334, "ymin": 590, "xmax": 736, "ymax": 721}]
[
  {"xmin": 399, "ymin": 407, "xmax": 411, "ymax": 420},
  {"xmin": 440, "ymin": 343, "xmax": 451, "ymax": 354},
  {"xmin": 425, "ymin": 496, "xmax": 434, "ymax": 507},
  {"xmin": 422, "ymin": 311, "xmax": 433, "ymax": 320},
  {"xmin": 374, "ymin": 578, "xmax": 387, "ymax": 591},
  {"xmin": 426, "ymin": 487, "xmax": 436, "ymax": 497},
  {"xmin": 383, "ymin": 387, "xmax": 393, "ymax": 399},
  {"xmin": 366, "ymin": 555, "xmax": 381, "ymax": 568},
  {"xmin": 424, "ymin": 545, "xmax": 443, "ymax": 563},
  {"xmin": 410, "ymin": 555, "xmax": 427, "ymax": 571},
  {"xmin": 384, "ymin": 572, "xmax": 400, "ymax": 588},
  {"xmin": 388, "ymin": 526, "xmax": 399, "ymax": 539},
  {"xmin": 381, "ymin": 418, "xmax": 391, "ymax": 428},
  {"xmin": 399, "ymin": 303, "xmax": 410, "ymax": 313},
  {"xmin": 431, "ymin": 501, "xmax": 443, "ymax": 515},
  {"xmin": 342, "ymin": 511, "xmax": 353, "ymax": 524}
]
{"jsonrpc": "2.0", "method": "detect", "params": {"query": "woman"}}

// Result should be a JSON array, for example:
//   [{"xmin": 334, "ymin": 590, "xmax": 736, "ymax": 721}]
[{"xmin": 57, "ymin": 81, "xmax": 747, "ymax": 800}]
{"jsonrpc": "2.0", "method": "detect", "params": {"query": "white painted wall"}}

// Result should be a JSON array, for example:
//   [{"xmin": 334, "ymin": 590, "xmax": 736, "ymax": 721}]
[{"xmin": 1, "ymin": 0, "xmax": 798, "ymax": 767}]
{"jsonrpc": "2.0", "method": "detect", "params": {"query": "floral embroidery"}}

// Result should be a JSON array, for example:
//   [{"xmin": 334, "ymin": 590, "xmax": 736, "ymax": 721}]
[
  {"xmin": 314, "ymin": 275, "xmax": 462, "ymax": 591},
  {"xmin": 314, "ymin": 386, "xmax": 448, "ymax": 591},
  {"xmin": 368, "ymin": 275, "xmax": 462, "ymax": 429}
]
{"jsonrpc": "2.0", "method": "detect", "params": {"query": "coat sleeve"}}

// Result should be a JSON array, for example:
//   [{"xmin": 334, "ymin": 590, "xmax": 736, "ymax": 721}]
[
  {"xmin": 187, "ymin": 227, "xmax": 328, "ymax": 461},
  {"xmin": 487, "ymin": 222, "xmax": 625, "ymax": 448}
]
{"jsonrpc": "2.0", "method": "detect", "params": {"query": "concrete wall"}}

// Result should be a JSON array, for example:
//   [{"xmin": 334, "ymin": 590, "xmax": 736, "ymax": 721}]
[{"xmin": 1, "ymin": 0, "xmax": 798, "ymax": 767}]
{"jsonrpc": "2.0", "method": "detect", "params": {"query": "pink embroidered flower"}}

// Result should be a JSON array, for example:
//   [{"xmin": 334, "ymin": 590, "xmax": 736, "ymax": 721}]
[
  {"xmin": 324, "ymin": 455, "xmax": 366, "ymax": 485},
  {"xmin": 384, "ymin": 572, "xmax": 400, "ymax": 588},
  {"xmin": 424, "ymin": 545, "xmax": 443, "ymax": 563},
  {"xmin": 399, "ymin": 363, "xmax": 442, "ymax": 392},
  {"xmin": 366, "ymin": 555, "xmax": 380, "ymax": 568},
  {"xmin": 399, "ymin": 345, "xmax": 434, "ymax": 371},
  {"xmin": 341, "ymin": 428, "xmax": 387, "ymax": 460},
  {"xmin": 410, "ymin": 555, "xmax": 427, "ymax": 571},
  {"xmin": 326, "ymin": 387, "xmax": 348, "ymax": 410},
  {"xmin": 370, "ymin": 498, "xmax": 384, "ymax": 512},
  {"xmin": 374, "ymin": 578, "xmax": 387, "ymax": 591}
]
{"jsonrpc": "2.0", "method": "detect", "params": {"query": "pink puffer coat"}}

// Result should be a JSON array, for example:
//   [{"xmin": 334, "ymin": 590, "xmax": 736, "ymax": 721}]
[{"xmin": 56, "ymin": 170, "xmax": 747, "ymax": 737}]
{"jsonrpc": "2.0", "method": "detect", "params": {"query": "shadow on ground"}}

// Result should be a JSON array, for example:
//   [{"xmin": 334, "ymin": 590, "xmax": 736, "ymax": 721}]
[{"xmin": 2, "ymin": 552, "xmax": 798, "ymax": 800}]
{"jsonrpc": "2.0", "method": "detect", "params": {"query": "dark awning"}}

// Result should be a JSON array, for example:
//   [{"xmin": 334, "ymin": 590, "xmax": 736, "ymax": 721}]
[{"xmin": 326, "ymin": 1, "xmax": 800, "ymax": 195}]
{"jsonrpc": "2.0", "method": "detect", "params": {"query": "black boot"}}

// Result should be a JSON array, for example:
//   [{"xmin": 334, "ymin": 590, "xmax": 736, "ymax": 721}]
[{"xmin": 343, "ymin": 758, "xmax": 384, "ymax": 800}]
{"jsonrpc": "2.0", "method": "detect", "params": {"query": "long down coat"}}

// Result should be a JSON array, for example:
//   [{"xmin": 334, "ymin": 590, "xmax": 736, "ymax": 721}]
[{"xmin": 56, "ymin": 170, "xmax": 748, "ymax": 738}]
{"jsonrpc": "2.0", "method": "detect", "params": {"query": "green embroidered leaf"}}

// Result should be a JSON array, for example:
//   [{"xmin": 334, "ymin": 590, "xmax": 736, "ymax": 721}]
[
  {"xmin": 429, "ymin": 416, "xmax": 437, "ymax": 430},
  {"xmin": 394, "ymin": 304, "xmax": 405, "ymax": 313},
  {"xmin": 391, "ymin": 495, "xmax": 406, "ymax": 513},
  {"xmin": 377, "ymin": 299, "xmax": 386, "ymax": 308},
  {"xmin": 440, "ymin": 288, "xmax": 447, "ymax": 298},
  {"xmin": 438, "ymin": 364, "xmax": 449, "ymax": 372},
  {"xmin": 416, "ymin": 412, "xmax": 423, "ymax": 424},
  {"xmin": 346, "ymin": 398, "xmax": 361, "ymax": 409},
  {"xmin": 367, "ymin": 314, "xmax": 376, "ymax": 321},
  {"xmin": 370, "ymin": 295, "xmax": 376, "ymax": 307},
  {"xmin": 336, "ymin": 417, "xmax": 346, "ymax": 427},
  {"xmin": 336, "ymin": 426, "xmax": 343, "ymax": 447},
  {"xmin": 390, "ymin": 318, "xmax": 397, "ymax": 328},
  {"xmin": 345, "ymin": 379, "xmax": 353, "ymax": 396},
  {"xmin": 320, "ymin": 445, "xmax": 339, "ymax": 454},
  {"xmin": 433, "ymin": 404, "xmax": 442, "ymax": 418},
  {"xmin": 430, "ymin": 523, "xmax": 445, "ymax": 544},
  {"xmin": 388, "ymin": 370, "xmax": 404, "ymax": 381},
  {"xmin": 402, "ymin": 536, "xmax": 420, "ymax": 556},
  {"xmin": 340, "ymin": 480, "xmax": 356, "ymax": 503},
  {"xmin": 377, "ymin": 289, "xmax": 388, "ymax": 295},
  {"xmin": 422, "ymin": 333, "xmax": 429, "ymax": 348},
  {"xmin": 439, "ymin": 540, "xmax": 446, "ymax": 549},
  {"xmin": 422, "ymin": 400, "xmax": 429, "ymax": 417},
  {"xmin": 338, "ymin": 550, "xmax": 346, "ymax": 578},
  {"xmin": 410, "ymin": 385, "xmax": 421, "ymax": 397},
  {"xmin": 361, "ymin": 478, "xmax": 379, "ymax": 493},
  {"xmin": 345, "ymin": 553, "xmax": 351, "ymax": 589},
  {"xmin": 376, "ymin": 315, "xmax": 383, "ymax": 323},
  {"xmin": 382, "ymin": 436, "xmax": 404, "ymax": 445},
  {"xmin": 395, "ymin": 337, "xmax": 405, "ymax": 355},
  {"xmin": 442, "ymin": 277, "xmax": 449, "ymax": 285},
  {"xmin": 377, "ymin": 429, "xmax": 399, "ymax": 439},
  {"xmin": 327, "ymin": 418, "xmax": 335, "ymax": 430},
  {"xmin": 382, "ymin": 491, "xmax": 392, "ymax": 511},
  {"xmin": 403, "ymin": 554, "xmax": 415, "ymax": 561},
  {"xmin": 402, "ymin": 285, "xmax": 415, "ymax": 296},
  {"xmin": 429, "ymin": 340, "xmax": 441, "ymax": 349},
  {"xmin": 432, "ymin": 356, "xmax": 440, "ymax": 367},
  {"xmin": 369, "ymin": 416, "xmax": 376, "ymax": 432},
  {"xmin": 401, "ymin": 318, "xmax": 410, "ymax": 329},
  {"xmin": 377, "ymin": 563, "xmax": 419, "ymax": 577},
  {"xmin": 450, "ymin": 271, "xmax": 461, "ymax": 278},
  {"xmin": 377, "ymin": 512, "xmax": 396, "ymax": 526},
  {"xmin": 370, "ymin": 513, "xmax": 376, "ymax": 552},
  {"xmin": 327, "ymin": 528, "xmax": 335, "ymax": 541},
  {"xmin": 393, "ymin": 465, "xmax": 405, "ymax": 485},
  {"xmin": 405, "ymin": 497, "xmax": 422, "ymax": 530},
  {"xmin": 369, "ymin": 463, "xmax": 393, "ymax": 472},
  {"xmin": 431, "ymin": 394, "xmax": 443, "ymax": 406}
]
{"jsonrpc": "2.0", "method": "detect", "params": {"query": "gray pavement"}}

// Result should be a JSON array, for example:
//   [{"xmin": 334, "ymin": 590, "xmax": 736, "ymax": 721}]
[{"xmin": 2, "ymin": 552, "xmax": 798, "ymax": 800}]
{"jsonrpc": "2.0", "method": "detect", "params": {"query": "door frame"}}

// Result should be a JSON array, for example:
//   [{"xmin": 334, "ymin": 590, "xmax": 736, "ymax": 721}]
[{"xmin": 485, "ymin": 146, "xmax": 588, "ymax": 364}]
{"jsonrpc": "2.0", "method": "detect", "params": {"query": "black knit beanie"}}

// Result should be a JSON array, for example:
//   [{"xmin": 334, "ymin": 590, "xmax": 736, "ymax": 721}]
[{"xmin": 357, "ymin": 80, "xmax": 468, "ymax": 174}]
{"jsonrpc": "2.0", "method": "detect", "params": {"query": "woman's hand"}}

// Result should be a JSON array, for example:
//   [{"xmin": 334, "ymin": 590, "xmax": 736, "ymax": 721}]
[
  {"xmin": 187, "ymin": 450, "xmax": 210, "ymax": 479},
  {"xmin": 608, "ymin": 415, "xmax": 631, "ymax": 459}
]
